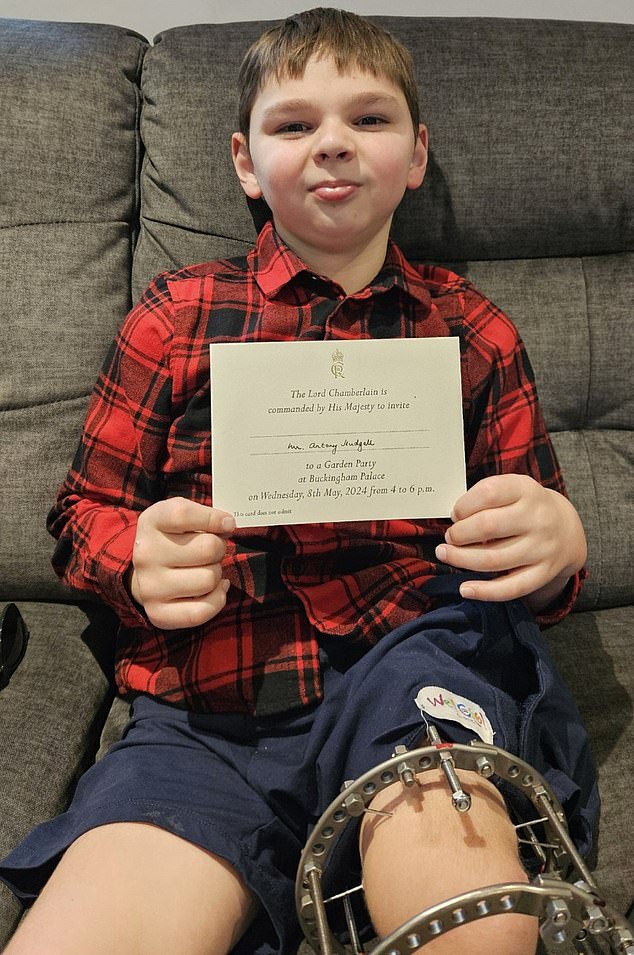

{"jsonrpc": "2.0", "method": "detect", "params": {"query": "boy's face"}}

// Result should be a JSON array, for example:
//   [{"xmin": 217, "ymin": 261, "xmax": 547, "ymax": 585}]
[{"xmin": 232, "ymin": 55, "xmax": 427, "ymax": 273}]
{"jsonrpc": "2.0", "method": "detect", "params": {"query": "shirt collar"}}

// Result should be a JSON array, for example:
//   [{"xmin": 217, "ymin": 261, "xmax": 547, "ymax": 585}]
[
  {"xmin": 248, "ymin": 222, "xmax": 313, "ymax": 298},
  {"xmin": 248, "ymin": 221, "xmax": 431, "ymax": 310},
  {"xmin": 379, "ymin": 240, "xmax": 432, "ymax": 309}
]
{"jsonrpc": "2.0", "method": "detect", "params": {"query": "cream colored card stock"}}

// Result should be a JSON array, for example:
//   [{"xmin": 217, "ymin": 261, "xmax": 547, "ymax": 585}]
[{"xmin": 210, "ymin": 338, "xmax": 465, "ymax": 527}]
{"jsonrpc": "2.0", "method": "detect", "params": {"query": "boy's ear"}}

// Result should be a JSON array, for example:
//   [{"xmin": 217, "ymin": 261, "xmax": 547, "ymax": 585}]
[
  {"xmin": 406, "ymin": 123, "xmax": 429, "ymax": 191},
  {"xmin": 231, "ymin": 132, "xmax": 263, "ymax": 200}
]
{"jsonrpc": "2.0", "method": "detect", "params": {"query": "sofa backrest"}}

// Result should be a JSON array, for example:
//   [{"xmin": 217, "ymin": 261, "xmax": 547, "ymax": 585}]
[
  {"xmin": 0, "ymin": 19, "xmax": 147, "ymax": 600},
  {"xmin": 135, "ymin": 17, "xmax": 634, "ymax": 613},
  {"xmin": 1, "ymin": 16, "xmax": 632, "ymax": 613}
]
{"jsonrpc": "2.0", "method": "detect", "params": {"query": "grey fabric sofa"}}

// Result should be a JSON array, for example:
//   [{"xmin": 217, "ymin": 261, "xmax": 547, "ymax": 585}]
[{"xmin": 0, "ymin": 13, "xmax": 632, "ymax": 951}]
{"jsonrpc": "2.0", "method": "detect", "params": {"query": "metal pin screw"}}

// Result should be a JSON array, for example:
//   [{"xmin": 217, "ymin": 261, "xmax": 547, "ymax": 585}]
[
  {"xmin": 427, "ymin": 724, "xmax": 472, "ymax": 812},
  {"xmin": 452, "ymin": 790, "xmax": 472, "ymax": 813},
  {"xmin": 476, "ymin": 754, "xmax": 494, "ymax": 777},
  {"xmin": 393, "ymin": 745, "xmax": 416, "ymax": 788},
  {"xmin": 545, "ymin": 898, "xmax": 570, "ymax": 926},
  {"xmin": 439, "ymin": 751, "xmax": 471, "ymax": 812},
  {"xmin": 343, "ymin": 792, "xmax": 366, "ymax": 817},
  {"xmin": 586, "ymin": 905, "xmax": 609, "ymax": 934}
]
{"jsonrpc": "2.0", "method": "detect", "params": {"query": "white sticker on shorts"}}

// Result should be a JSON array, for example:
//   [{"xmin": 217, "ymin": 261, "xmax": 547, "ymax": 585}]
[{"xmin": 414, "ymin": 686, "xmax": 494, "ymax": 744}]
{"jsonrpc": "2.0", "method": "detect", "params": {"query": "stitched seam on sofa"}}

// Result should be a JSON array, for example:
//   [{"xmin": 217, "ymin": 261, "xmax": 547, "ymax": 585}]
[
  {"xmin": 130, "ymin": 41, "xmax": 146, "ymax": 269},
  {"xmin": 579, "ymin": 428, "xmax": 604, "ymax": 610},
  {"xmin": 140, "ymin": 215, "xmax": 254, "ymax": 246},
  {"xmin": 580, "ymin": 256, "xmax": 592, "ymax": 430},
  {"xmin": 0, "ymin": 394, "xmax": 90, "ymax": 415},
  {"xmin": 0, "ymin": 220, "xmax": 133, "ymax": 231}
]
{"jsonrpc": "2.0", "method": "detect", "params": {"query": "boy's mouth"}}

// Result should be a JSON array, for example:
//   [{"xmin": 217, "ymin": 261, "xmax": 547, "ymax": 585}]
[{"xmin": 310, "ymin": 180, "xmax": 358, "ymax": 201}]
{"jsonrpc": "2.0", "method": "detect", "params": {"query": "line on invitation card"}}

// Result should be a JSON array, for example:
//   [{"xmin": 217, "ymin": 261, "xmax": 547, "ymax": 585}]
[
  {"xmin": 248, "ymin": 429, "xmax": 431, "ymax": 439},
  {"xmin": 249, "ymin": 445, "xmax": 430, "ymax": 456}
]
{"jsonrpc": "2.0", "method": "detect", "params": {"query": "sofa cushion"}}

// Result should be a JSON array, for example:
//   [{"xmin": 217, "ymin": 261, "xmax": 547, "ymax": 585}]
[
  {"xmin": 0, "ymin": 19, "xmax": 147, "ymax": 601},
  {"xmin": 547, "ymin": 605, "xmax": 634, "ymax": 912},
  {"xmin": 391, "ymin": 17, "xmax": 633, "ymax": 262},
  {"xmin": 458, "ymin": 254, "xmax": 634, "ymax": 611},
  {"xmin": 133, "ymin": 20, "xmax": 265, "ymax": 297},
  {"xmin": 0, "ymin": 600, "xmax": 115, "ymax": 946}
]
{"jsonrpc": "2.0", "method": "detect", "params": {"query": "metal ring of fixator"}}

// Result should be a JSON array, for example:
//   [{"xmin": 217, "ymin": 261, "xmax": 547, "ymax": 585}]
[{"xmin": 295, "ymin": 733, "xmax": 634, "ymax": 955}]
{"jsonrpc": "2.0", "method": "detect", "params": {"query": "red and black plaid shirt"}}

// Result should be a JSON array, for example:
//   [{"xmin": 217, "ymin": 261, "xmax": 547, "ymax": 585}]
[{"xmin": 48, "ymin": 222, "xmax": 582, "ymax": 716}]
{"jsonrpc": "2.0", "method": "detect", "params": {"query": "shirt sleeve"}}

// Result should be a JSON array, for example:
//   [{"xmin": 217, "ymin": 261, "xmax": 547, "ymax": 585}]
[
  {"xmin": 459, "ymin": 282, "xmax": 586, "ymax": 624},
  {"xmin": 47, "ymin": 275, "xmax": 176, "ymax": 628}
]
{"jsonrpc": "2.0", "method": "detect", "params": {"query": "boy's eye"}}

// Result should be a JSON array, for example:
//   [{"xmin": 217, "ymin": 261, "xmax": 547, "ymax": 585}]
[
  {"xmin": 357, "ymin": 115, "xmax": 386, "ymax": 126},
  {"xmin": 277, "ymin": 122, "xmax": 309, "ymax": 134}
]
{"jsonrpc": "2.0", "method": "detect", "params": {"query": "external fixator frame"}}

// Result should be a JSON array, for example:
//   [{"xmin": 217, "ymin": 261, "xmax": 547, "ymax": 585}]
[{"xmin": 296, "ymin": 728, "xmax": 634, "ymax": 955}]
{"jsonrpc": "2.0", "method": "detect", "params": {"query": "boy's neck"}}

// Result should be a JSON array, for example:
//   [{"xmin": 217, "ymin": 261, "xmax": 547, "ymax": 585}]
[{"xmin": 275, "ymin": 223, "xmax": 391, "ymax": 296}]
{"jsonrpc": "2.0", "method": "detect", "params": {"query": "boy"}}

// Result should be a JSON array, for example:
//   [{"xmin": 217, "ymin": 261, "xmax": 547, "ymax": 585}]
[{"xmin": 0, "ymin": 9, "xmax": 597, "ymax": 955}]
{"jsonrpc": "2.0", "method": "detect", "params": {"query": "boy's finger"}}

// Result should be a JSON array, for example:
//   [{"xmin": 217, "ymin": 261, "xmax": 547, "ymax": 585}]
[
  {"xmin": 164, "ymin": 532, "xmax": 228, "ymax": 569},
  {"xmin": 450, "ymin": 474, "xmax": 524, "ymax": 522},
  {"xmin": 149, "ymin": 497, "xmax": 235, "ymax": 535},
  {"xmin": 458, "ymin": 566, "xmax": 541, "ymax": 603},
  {"xmin": 435, "ymin": 538, "xmax": 523, "ymax": 574},
  {"xmin": 144, "ymin": 579, "xmax": 231, "ymax": 631},
  {"xmin": 445, "ymin": 507, "xmax": 521, "ymax": 546},
  {"xmin": 137, "ymin": 564, "xmax": 224, "ymax": 602}
]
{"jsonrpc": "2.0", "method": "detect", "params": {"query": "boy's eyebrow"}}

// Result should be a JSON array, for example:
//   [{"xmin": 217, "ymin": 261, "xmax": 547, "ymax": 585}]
[{"xmin": 259, "ymin": 92, "xmax": 401, "ymax": 122}]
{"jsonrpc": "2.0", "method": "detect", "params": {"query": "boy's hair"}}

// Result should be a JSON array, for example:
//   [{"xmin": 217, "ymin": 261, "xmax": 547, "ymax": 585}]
[{"xmin": 237, "ymin": 7, "xmax": 420, "ymax": 137}]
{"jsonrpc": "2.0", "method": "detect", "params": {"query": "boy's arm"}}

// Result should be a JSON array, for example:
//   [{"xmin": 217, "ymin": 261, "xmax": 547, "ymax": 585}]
[
  {"xmin": 47, "ymin": 276, "xmax": 179, "ymax": 627},
  {"xmin": 435, "ymin": 284, "xmax": 586, "ymax": 621},
  {"xmin": 49, "ymin": 276, "xmax": 234, "ymax": 631}
]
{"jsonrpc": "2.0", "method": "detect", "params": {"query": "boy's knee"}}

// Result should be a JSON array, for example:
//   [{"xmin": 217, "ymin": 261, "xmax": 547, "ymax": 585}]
[{"xmin": 360, "ymin": 769, "xmax": 537, "ymax": 953}]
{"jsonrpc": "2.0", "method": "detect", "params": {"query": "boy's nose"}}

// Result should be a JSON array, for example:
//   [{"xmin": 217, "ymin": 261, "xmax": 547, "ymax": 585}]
[
  {"xmin": 315, "ymin": 146, "xmax": 352, "ymax": 162},
  {"xmin": 313, "ymin": 122, "xmax": 354, "ymax": 162}
]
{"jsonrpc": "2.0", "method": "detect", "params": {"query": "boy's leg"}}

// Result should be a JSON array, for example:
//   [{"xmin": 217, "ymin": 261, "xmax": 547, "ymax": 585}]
[
  {"xmin": 360, "ymin": 768, "xmax": 538, "ymax": 954},
  {"xmin": 5, "ymin": 822, "xmax": 258, "ymax": 955}
]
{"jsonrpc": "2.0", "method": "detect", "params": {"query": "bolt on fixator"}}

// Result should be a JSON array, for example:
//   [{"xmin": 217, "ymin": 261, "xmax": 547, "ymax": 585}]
[{"xmin": 426, "ymin": 725, "xmax": 472, "ymax": 812}]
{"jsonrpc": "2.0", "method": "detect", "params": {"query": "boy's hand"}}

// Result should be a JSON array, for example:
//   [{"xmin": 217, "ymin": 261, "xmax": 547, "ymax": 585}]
[
  {"xmin": 435, "ymin": 474, "xmax": 587, "ymax": 610},
  {"xmin": 130, "ymin": 498, "xmax": 235, "ymax": 630}
]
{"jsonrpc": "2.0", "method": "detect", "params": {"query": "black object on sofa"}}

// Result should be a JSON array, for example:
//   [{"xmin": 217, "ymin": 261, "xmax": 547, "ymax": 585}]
[
  {"xmin": 0, "ymin": 13, "xmax": 632, "ymax": 950},
  {"xmin": 0, "ymin": 606, "xmax": 29, "ymax": 693}
]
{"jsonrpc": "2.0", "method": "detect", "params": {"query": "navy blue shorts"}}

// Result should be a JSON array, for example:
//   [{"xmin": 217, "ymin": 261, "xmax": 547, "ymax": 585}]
[{"xmin": 0, "ymin": 578, "xmax": 598, "ymax": 955}]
